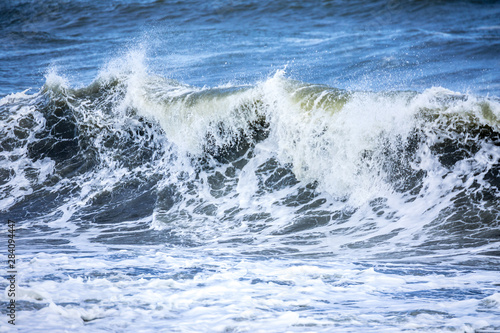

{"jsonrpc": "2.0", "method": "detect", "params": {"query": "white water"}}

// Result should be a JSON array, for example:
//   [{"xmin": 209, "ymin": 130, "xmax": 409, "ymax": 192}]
[
  {"xmin": 6, "ymin": 249, "xmax": 500, "ymax": 333},
  {"xmin": 1, "ymin": 55, "xmax": 500, "ymax": 332}
]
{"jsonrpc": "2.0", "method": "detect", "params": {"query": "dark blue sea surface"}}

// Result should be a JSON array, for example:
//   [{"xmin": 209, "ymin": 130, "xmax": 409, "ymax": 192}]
[
  {"xmin": 1, "ymin": 1, "xmax": 500, "ymax": 332},
  {"xmin": 2, "ymin": 0, "xmax": 500, "ymax": 96}
]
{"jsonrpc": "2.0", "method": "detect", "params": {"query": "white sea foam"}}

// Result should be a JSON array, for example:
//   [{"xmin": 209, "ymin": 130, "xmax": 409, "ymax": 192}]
[
  {"xmin": 1, "ymin": 55, "xmax": 499, "ymax": 332},
  {"xmin": 3, "ymin": 250, "xmax": 499, "ymax": 332}
]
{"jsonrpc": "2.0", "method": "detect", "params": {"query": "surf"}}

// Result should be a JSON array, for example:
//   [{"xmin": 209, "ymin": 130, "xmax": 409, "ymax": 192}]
[{"xmin": 1, "ymin": 57, "xmax": 498, "ymax": 262}]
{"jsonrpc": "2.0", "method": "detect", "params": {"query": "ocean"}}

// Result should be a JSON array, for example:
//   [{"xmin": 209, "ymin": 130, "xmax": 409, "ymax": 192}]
[{"xmin": 1, "ymin": 0, "xmax": 500, "ymax": 332}]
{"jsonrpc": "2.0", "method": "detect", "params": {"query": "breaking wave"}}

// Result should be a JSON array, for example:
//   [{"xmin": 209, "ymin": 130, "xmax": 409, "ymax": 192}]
[{"xmin": 1, "ymin": 54, "xmax": 499, "ymax": 261}]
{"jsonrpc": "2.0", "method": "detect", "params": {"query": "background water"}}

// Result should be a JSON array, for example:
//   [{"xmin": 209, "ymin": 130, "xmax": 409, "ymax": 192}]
[{"xmin": 1, "ymin": 0, "xmax": 500, "ymax": 332}]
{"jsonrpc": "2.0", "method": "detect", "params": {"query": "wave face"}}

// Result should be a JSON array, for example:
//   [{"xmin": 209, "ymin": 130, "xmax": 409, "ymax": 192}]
[
  {"xmin": 3, "ymin": 58, "xmax": 500, "ymax": 256},
  {"xmin": 2, "ymin": 58, "xmax": 500, "ymax": 331}
]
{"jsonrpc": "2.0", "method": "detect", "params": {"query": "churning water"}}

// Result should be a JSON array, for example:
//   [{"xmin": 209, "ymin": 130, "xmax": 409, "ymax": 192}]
[{"xmin": 1, "ymin": 1, "xmax": 500, "ymax": 332}]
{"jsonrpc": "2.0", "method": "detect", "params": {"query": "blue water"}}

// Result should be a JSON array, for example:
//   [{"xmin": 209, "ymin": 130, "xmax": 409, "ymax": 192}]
[
  {"xmin": 1, "ymin": 1, "xmax": 500, "ymax": 332},
  {"xmin": 2, "ymin": 1, "xmax": 499, "ymax": 96}
]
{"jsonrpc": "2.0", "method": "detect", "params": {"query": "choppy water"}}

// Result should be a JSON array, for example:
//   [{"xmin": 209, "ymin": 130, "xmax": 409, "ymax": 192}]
[{"xmin": 1, "ymin": 1, "xmax": 500, "ymax": 332}]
